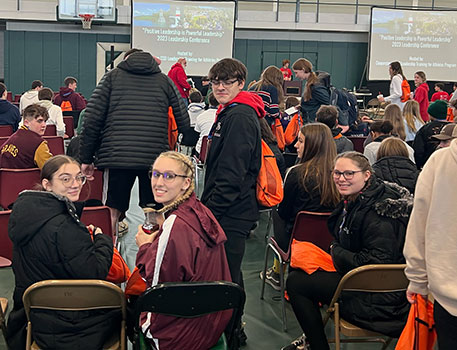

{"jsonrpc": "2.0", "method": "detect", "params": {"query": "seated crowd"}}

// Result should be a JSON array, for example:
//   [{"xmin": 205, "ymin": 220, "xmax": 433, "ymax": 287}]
[{"xmin": 2, "ymin": 54, "xmax": 456, "ymax": 350}]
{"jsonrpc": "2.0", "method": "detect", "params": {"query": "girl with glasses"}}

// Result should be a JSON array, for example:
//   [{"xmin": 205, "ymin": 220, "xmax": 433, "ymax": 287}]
[
  {"xmin": 284, "ymin": 151, "xmax": 412, "ymax": 350},
  {"xmin": 6, "ymin": 155, "xmax": 115, "ymax": 349},
  {"xmin": 135, "ymin": 151, "xmax": 232, "ymax": 350}
]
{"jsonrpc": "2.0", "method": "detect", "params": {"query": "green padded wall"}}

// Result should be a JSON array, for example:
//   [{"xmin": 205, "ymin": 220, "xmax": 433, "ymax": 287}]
[
  {"xmin": 4, "ymin": 33, "xmax": 367, "ymax": 100},
  {"xmin": 4, "ymin": 31, "xmax": 130, "ymax": 100},
  {"xmin": 234, "ymin": 39, "xmax": 368, "ymax": 90}
]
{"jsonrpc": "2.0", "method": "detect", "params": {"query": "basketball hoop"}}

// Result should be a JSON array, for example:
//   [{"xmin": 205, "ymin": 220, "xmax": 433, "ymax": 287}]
[{"xmin": 79, "ymin": 14, "xmax": 95, "ymax": 30}]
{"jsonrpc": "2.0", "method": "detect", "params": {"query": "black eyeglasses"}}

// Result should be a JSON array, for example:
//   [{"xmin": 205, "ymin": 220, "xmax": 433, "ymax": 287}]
[
  {"xmin": 210, "ymin": 79, "xmax": 238, "ymax": 88},
  {"xmin": 332, "ymin": 170, "xmax": 363, "ymax": 181},
  {"xmin": 148, "ymin": 170, "xmax": 188, "ymax": 182}
]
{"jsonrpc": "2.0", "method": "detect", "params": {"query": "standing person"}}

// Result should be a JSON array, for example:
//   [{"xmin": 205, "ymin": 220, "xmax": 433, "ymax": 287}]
[
  {"xmin": 378, "ymin": 61, "xmax": 407, "ymax": 110},
  {"xmin": 53, "ymin": 76, "xmax": 86, "ymax": 112},
  {"xmin": 283, "ymin": 152, "xmax": 411, "ymax": 350},
  {"xmin": 403, "ymin": 100, "xmax": 424, "ymax": 144},
  {"xmin": 249, "ymin": 65, "xmax": 284, "ymax": 126},
  {"xmin": 404, "ymin": 139, "xmax": 457, "ymax": 350},
  {"xmin": 0, "ymin": 82, "xmax": 21, "ymax": 131},
  {"xmin": 431, "ymin": 83, "xmax": 450, "ymax": 102},
  {"xmin": 80, "ymin": 49, "xmax": 189, "ymax": 236},
  {"xmin": 168, "ymin": 58, "xmax": 192, "ymax": 107},
  {"xmin": 6, "ymin": 155, "xmax": 115, "ymax": 350},
  {"xmin": 292, "ymin": 58, "xmax": 330, "ymax": 123},
  {"xmin": 413, "ymin": 100, "xmax": 449, "ymax": 169},
  {"xmin": 135, "ymin": 151, "xmax": 232, "ymax": 350},
  {"xmin": 280, "ymin": 59, "xmax": 292, "ymax": 81},
  {"xmin": 199, "ymin": 75, "xmax": 210, "ymax": 98},
  {"xmin": 412, "ymin": 71, "xmax": 430, "ymax": 122},
  {"xmin": 19, "ymin": 80, "xmax": 43, "ymax": 114},
  {"xmin": 37, "ymin": 87, "xmax": 66, "ymax": 137},
  {"xmin": 0, "ymin": 104, "xmax": 52, "ymax": 169},
  {"xmin": 201, "ymin": 58, "xmax": 263, "ymax": 343}
]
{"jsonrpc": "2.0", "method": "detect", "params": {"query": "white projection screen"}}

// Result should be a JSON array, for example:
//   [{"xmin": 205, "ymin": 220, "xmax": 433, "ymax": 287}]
[
  {"xmin": 369, "ymin": 7, "xmax": 457, "ymax": 81},
  {"xmin": 131, "ymin": 0, "xmax": 235, "ymax": 75}
]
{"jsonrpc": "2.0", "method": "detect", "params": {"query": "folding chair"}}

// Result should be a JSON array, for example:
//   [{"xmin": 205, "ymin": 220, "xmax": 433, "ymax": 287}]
[
  {"xmin": 323, "ymin": 264, "xmax": 409, "ymax": 350},
  {"xmin": 364, "ymin": 98, "xmax": 382, "ymax": 119},
  {"xmin": 22, "ymin": 279, "xmax": 126, "ymax": 350},
  {"xmin": 63, "ymin": 116, "xmax": 75, "ymax": 138},
  {"xmin": 79, "ymin": 168, "xmax": 104, "ymax": 201},
  {"xmin": 0, "ymin": 211, "xmax": 12, "ymax": 260},
  {"xmin": 0, "ymin": 168, "xmax": 41, "ymax": 209},
  {"xmin": 81, "ymin": 206, "xmax": 113, "ymax": 239},
  {"xmin": 43, "ymin": 136, "xmax": 65, "ymax": 155},
  {"xmin": 260, "ymin": 210, "xmax": 332, "ymax": 331},
  {"xmin": 0, "ymin": 125, "xmax": 13, "ymax": 137},
  {"xmin": 43, "ymin": 124, "xmax": 56, "ymax": 136},
  {"xmin": 347, "ymin": 136, "xmax": 367, "ymax": 153},
  {"xmin": 133, "ymin": 281, "xmax": 245, "ymax": 350}
]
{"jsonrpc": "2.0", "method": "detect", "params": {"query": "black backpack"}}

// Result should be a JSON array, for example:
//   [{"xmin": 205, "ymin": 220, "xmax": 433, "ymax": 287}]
[{"xmin": 330, "ymin": 87, "xmax": 358, "ymax": 127}]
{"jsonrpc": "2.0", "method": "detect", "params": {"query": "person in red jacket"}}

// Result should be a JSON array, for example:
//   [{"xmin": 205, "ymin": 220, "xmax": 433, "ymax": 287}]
[
  {"xmin": 431, "ymin": 82, "xmax": 450, "ymax": 102},
  {"xmin": 135, "ymin": 151, "xmax": 231, "ymax": 350},
  {"xmin": 168, "ymin": 58, "xmax": 191, "ymax": 106},
  {"xmin": 413, "ymin": 71, "xmax": 430, "ymax": 122}
]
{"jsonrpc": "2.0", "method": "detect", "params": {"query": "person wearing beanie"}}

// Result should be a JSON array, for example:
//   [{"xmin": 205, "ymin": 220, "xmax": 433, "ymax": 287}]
[{"xmin": 413, "ymin": 100, "xmax": 450, "ymax": 169}]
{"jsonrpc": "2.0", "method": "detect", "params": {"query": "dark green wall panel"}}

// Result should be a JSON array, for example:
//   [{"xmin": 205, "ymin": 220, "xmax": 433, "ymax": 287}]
[
  {"xmin": 24, "ymin": 32, "xmax": 43, "ymax": 89},
  {"xmin": 43, "ymin": 32, "xmax": 62, "ymax": 92}
]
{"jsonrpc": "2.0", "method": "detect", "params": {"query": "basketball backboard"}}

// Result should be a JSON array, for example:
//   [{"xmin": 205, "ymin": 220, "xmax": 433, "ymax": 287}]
[{"xmin": 57, "ymin": 0, "xmax": 117, "ymax": 23}]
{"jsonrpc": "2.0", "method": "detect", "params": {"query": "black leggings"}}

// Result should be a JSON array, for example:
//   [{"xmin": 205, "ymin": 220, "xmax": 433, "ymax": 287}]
[
  {"xmin": 434, "ymin": 301, "xmax": 457, "ymax": 350},
  {"xmin": 286, "ymin": 269, "xmax": 342, "ymax": 350}
]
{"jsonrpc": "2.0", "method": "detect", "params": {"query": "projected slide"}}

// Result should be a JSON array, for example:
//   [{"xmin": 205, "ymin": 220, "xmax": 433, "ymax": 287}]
[
  {"xmin": 369, "ymin": 8, "xmax": 457, "ymax": 81},
  {"xmin": 132, "ymin": 0, "xmax": 235, "ymax": 75}
]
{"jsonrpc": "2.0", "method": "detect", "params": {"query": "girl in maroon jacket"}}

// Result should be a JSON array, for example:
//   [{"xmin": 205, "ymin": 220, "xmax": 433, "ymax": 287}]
[{"xmin": 135, "ymin": 151, "xmax": 232, "ymax": 350}]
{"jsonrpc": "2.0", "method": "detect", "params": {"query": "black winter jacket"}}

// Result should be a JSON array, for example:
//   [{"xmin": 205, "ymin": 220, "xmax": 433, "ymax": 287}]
[
  {"xmin": 6, "ymin": 191, "xmax": 115, "ymax": 350},
  {"xmin": 300, "ymin": 83, "xmax": 330, "ymax": 123},
  {"xmin": 80, "ymin": 51, "xmax": 189, "ymax": 169},
  {"xmin": 201, "ymin": 95, "xmax": 262, "ymax": 223},
  {"xmin": 413, "ymin": 120, "xmax": 448, "ymax": 169},
  {"xmin": 373, "ymin": 156, "xmax": 419, "ymax": 194},
  {"xmin": 328, "ymin": 177, "xmax": 412, "ymax": 337}
]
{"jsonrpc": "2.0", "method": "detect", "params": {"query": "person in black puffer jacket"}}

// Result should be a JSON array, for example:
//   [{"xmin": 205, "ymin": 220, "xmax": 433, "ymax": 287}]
[
  {"xmin": 284, "ymin": 151, "xmax": 411, "ymax": 350},
  {"xmin": 6, "ymin": 155, "xmax": 114, "ymax": 350},
  {"xmin": 80, "ymin": 49, "xmax": 190, "ymax": 233},
  {"xmin": 373, "ymin": 137, "xmax": 420, "ymax": 194}
]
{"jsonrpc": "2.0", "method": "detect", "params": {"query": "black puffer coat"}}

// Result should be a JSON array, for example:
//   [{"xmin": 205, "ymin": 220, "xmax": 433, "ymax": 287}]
[
  {"xmin": 328, "ymin": 177, "xmax": 412, "ymax": 337},
  {"xmin": 80, "ymin": 51, "xmax": 189, "ymax": 169},
  {"xmin": 6, "ymin": 191, "xmax": 115, "ymax": 350},
  {"xmin": 373, "ymin": 156, "xmax": 420, "ymax": 193}
]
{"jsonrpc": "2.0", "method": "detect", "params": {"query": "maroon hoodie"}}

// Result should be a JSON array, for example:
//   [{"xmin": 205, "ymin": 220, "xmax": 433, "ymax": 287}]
[{"xmin": 136, "ymin": 193, "xmax": 232, "ymax": 350}]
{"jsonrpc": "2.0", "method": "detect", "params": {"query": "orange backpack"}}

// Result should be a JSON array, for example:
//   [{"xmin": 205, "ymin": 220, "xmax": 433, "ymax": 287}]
[
  {"xmin": 401, "ymin": 80, "xmax": 411, "ymax": 103},
  {"xmin": 271, "ymin": 118, "xmax": 285, "ymax": 151},
  {"xmin": 256, "ymin": 140, "xmax": 284, "ymax": 207},
  {"xmin": 284, "ymin": 113, "xmax": 303, "ymax": 146},
  {"xmin": 168, "ymin": 107, "xmax": 178, "ymax": 150},
  {"xmin": 60, "ymin": 100, "xmax": 73, "ymax": 112}
]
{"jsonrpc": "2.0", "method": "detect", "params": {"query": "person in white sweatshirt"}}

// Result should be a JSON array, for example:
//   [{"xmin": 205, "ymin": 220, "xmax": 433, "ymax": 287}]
[
  {"xmin": 378, "ymin": 61, "xmax": 406, "ymax": 110},
  {"xmin": 404, "ymin": 139, "xmax": 457, "ymax": 350},
  {"xmin": 37, "ymin": 87, "xmax": 66, "ymax": 137},
  {"xmin": 19, "ymin": 80, "xmax": 43, "ymax": 114}
]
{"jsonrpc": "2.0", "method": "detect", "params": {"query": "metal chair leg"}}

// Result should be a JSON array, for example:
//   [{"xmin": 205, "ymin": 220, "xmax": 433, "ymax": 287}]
[
  {"xmin": 264, "ymin": 209, "xmax": 273, "ymax": 243},
  {"xmin": 260, "ymin": 244, "xmax": 270, "ymax": 300},
  {"xmin": 279, "ymin": 261, "xmax": 287, "ymax": 332}
]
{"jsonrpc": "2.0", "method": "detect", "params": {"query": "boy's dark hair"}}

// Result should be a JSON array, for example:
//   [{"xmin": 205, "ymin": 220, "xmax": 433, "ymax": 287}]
[
  {"xmin": 0, "ymin": 83, "xmax": 6, "ymax": 97},
  {"xmin": 124, "ymin": 48, "xmax": 143, "ymax": 59},
  {"xmin": 201, "ymin": 76, "xmax": 210, "ymax": 82},
  {"xmin": 370, "ymin": 120, "xmax": 393, "ymax": 134},
  {"xmin": 38, "ymin": 87, "xmax": 54, "ymax": 101},
  {"xmin": 23, "ymin": 104, "xmax": 49, "ymax": 122},
  {"xmin": 282, "ymin": 59, "xmax": 290, "ymax": 66},
  {"xmin": 285, "ymin": 96, "xmax": 300, "ymax": 109},
  {"xmin": 208, "ymin": 58, "xmax": 247, "ymax": 82},
  {"xmin": 31, "ymin": 80, "xmax": 43, "ymax": 89},
  {"xmin": 208, "ymin": 92, "xmax": 218, "ymax": 107},
  {"xmin": 435, "ymin": 83, "xmax": 445, "ymax": 91},
  {"xmin": 189, "ymin": 91, "xmax": 203, "ymax": 103},
  {"xmin": 64, "ymin": 76, "xmax": 77, "ymax": 87},
  {"xmin": 316, "ymin": 105, "xmax": 338, "ymax": 129}
]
